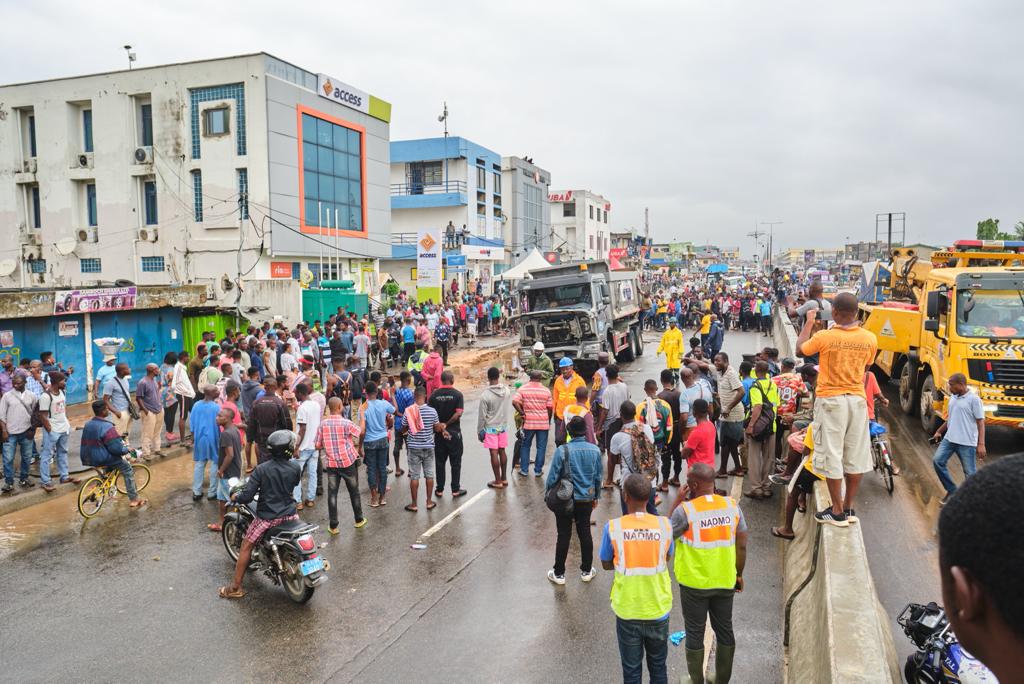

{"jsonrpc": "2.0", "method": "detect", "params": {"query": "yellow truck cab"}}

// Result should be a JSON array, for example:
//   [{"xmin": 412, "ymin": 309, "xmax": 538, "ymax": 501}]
[{"xmin": 860, "ymin": 240, "xmax": 1024, "ymax": 433}]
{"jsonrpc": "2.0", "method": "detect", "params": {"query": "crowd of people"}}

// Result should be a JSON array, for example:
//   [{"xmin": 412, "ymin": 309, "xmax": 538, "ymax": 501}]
[{"xmin": 1, "ymin": 263, "xmax": 1006, "ymax": 683}]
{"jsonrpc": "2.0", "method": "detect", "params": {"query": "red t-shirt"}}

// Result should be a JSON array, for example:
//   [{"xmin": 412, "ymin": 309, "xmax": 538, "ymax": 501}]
[
  {"xmin": 864, "ymin": 371, "xmax": 882, "ymax": 420},
  {"xmin": 685, "ymin": 420, "xmax": 716, "ymax": 468}
]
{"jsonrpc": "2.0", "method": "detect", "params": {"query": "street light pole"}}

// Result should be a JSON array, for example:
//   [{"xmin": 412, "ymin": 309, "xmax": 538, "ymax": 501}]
[{"xmin": 760, "ymin": 221, "xmax": 782, "ymax": 271}]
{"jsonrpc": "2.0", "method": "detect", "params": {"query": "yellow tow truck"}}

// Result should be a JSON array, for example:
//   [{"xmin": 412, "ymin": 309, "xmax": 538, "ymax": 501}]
[{"xmin": 859, "ymin": 240, "xmax": 1024, "ymax": 433}]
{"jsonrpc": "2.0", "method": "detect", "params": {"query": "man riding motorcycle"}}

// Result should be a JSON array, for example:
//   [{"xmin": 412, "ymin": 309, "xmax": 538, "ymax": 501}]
[{"xmin": 219, "ymin": 429, "xmax": 301, "ymax": 599}]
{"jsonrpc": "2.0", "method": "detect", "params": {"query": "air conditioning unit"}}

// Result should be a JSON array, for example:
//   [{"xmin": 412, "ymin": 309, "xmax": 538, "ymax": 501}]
[
  {"xmin": 78, "ymin": 153, "xmax": 93, "ymax": 168},
  {"xmin": 22, "ymin": 159, "xmax": 37, "ymax": 174},
  {"xmin": 76, "ymin": 227, "xmax": 99, "ymax": 243},
  {"xmin": 133, "ymin": 146, "xmax": 153, "ymax": 164},
  {"xmin": 137, "ymin": 227, "xmax": 158, "ymax": 242}
]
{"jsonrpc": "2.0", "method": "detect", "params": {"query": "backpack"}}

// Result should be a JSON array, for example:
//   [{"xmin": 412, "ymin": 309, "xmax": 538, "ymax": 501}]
[
  {"xmin": 628, "ymin": 424, "xmax": 658, "ymax": 480},
  {"xmin": 349, "ymin": 368, "xmax": 366, "ymax": 401},
  {"xmin": 746, "ymin": 380, "xmax": 776, "ymax": 442}
]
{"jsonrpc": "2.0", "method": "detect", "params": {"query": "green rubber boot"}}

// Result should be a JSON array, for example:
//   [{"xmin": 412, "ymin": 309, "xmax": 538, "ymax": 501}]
[
  {"xmin": 712, "ymin": 644, "xmax": 735, "ymax": 683},
  {"xmin": 684, "ymin": 646, "xmax": 705, "ymax": 684}
]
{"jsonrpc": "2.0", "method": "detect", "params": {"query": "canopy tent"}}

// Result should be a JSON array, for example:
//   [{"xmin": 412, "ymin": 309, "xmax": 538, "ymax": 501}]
[
  {"xmin": 706, "ymin": 263, "xmax": 729, "ymax": 274},
  {"xmin": 497, "ymin": 249, "xmax": 552, "ymax": 281}
]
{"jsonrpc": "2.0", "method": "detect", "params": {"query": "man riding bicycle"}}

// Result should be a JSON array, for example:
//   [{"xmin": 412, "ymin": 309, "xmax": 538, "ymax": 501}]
[
  {"xmin": 220, "ymin": 429, "xmax": 302, "ymax": 599},
  {"xmin": 80, "ymin": 400, "xmax": 147, "ymax": 508}
]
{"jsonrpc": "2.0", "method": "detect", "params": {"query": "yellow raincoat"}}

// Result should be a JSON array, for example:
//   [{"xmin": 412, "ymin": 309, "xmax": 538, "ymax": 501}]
[{"xmin": 657, "ymin": 326, "xmax": 684, "ymax": 370}]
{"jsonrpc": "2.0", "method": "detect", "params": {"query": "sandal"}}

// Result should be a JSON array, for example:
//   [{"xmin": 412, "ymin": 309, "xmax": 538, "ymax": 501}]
[
  {"xmin": 219, "ymin": 586, "xmax": 245, "ymax": 599},
  {"xmin": 404, "ymin": 504, "xmax": 418, "ymax": 512},
  {"xmin": 395, "ymin": 469, "xmax": 405, "ymax": 477},
  {"xmin": 369, "ymin": 500, "xmax": 380, "ymax": 508},
  {"xmin": 487, "ymin": 481, "xmax": 505, "ymax": 488},
  {"xmin": 771, "ymin": 527, "xmax": 795, "ymax": 541},
  {"xmin": 129, "ymin": 499, "xmax": 148, "ymax": 508},
  {"xmin": 207, "ymin": 523, "xmax": 223, "ymax": 532},
  {"xmin": 425, "ymin": 501, "xmax": 437, "ymax": 510}
]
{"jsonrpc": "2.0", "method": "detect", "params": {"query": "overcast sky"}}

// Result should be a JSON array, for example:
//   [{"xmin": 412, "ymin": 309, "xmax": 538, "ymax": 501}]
[{"xmin": 3, "ymin": 0, "xmax": 1021, "ymax": 256}]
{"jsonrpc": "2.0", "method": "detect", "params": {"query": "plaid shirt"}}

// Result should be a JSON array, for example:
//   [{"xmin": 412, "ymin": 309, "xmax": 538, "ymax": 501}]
[{"xmin": 316, "ymin": 415, "xmax": 361, "ymax": 468}]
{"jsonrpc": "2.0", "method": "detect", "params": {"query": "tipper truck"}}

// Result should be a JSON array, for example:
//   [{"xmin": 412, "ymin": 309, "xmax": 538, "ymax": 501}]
[
  {"xmin": 514, "ymin": 261, "xmax": 643, "ymax": 379},
  {"xmin": 859, "ymin": 240, "xmax": 1024, "ymax": 433}
]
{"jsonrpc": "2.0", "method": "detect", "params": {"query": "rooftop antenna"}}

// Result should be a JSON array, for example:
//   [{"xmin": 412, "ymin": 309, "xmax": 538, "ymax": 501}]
[
  {"xmin": 438, "ymin": 101, "xmax": 449, "ymax": 191},
  {"xmin": 124, "ymin": 45, "xmax": 137, "ymax": 69}
]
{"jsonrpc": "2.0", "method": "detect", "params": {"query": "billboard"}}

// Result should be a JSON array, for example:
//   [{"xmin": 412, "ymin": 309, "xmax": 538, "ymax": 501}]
[
  {"xmin": 416, "ymin": 226, "xmax": 443, "ymax": 302},
  {"xmin": 53, "ymin": 287, "xmax": 137, "ymax": 315}
]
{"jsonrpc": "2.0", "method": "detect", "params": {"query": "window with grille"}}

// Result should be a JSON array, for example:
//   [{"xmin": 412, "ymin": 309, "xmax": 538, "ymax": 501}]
[
  {"xmin": 80, "ymin": 258, "xmax": 101, "ymax": 273},
  {"xmin": 141, "ymin": 256, "xmax": 165, "ymax": 272}
]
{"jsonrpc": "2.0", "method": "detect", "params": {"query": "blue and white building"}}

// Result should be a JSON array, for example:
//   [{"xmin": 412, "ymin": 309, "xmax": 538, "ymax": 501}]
[{"xmin": 388, "ymin": 136, "xmax": 505, "ymax": 294}]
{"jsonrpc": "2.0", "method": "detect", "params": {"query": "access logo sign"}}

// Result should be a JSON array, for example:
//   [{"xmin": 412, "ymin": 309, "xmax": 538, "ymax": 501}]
[
  {"xmin": 316, "ymin": 73, "xmax": 392, "ymax": 123},
  {"xmin": 419, "ymin": 233, "xmax": 436, "ymax": 252}
]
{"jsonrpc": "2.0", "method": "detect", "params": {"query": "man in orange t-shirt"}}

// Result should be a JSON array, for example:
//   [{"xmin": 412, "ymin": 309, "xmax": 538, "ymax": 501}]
[{"xmin": 796, "ymin": 292, "xmax": 878, "ymax": 528}]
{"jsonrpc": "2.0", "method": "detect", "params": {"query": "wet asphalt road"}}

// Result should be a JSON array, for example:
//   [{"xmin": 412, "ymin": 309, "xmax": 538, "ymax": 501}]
[
  {"xmin": 857, "ymin": 379, "xmax": 1023, "ymax": 667},
  {"xmin": 6, "ymin": 327, "xmax": 1009, "ymax": 682}
]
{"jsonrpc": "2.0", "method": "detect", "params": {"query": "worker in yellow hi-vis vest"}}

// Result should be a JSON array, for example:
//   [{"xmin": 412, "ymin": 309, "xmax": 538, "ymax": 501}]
[
  {"xmin": 670, "ymin": 463, "xmax": 748, "ymax": 684},
  {"xmin": 600, "ymin": 473, "xmax": 673, "ymax": 684}
]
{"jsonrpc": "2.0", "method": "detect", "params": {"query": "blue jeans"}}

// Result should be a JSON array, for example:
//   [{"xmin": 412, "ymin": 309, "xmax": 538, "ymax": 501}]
[
  {"xmin": 364, "ymin": 437, "xmax": 389, "ymax": 497},
  {"xmin": 40, "ymin": 430, "xmax": 70, "ymax": 485},
  {"xmin": 3, "ymin": 432, "xmax": 33, "ymax": 485},
  {"xmin": 933, "ymin": 439, "xmax": 977, "ymax": 494},
  {"xmin": 520, "ymin": 428, "xmax": 549, "ymax": 475},
  {"xmin": 192, "ymin": 459, "xmax": 219, "ymax": 497},
  {"xmin": 616, "ymin": 616, "xmax": 669, "ymax": 684},
  {"xmin": 108, "ymin": 459, "xmax": 139, "ymax": 500},
  {"xmin": 293, "ymin": 448, "xmax": 319, "ymax": 502}
]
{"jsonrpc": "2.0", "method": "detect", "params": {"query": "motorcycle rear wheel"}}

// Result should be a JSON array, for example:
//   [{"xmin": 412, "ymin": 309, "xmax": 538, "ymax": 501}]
[{"xmin": 281, "ymin": 550, "xmax": 314, "ymax": 604}]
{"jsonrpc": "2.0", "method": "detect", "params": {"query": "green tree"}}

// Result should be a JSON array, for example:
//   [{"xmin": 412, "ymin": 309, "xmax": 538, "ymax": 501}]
[
  {"xmin": 1015, "ymin": 221, "xmax": 1024, "ymax": 240},
  {"xmin": 976, "ymin": 218, "xmax": 1013, "ymax": 240},
  {"xmin": 977, "ymin": 218, "xmax": 1001, "ymax": 239}
]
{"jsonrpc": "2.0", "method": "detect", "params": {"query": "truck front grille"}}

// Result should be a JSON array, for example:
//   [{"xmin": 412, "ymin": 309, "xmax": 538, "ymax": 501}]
[
  {"xmin": 995, "ymin": 405, "xmax": 1024, "ymax": 419},
  {"xmin": 968, "ymin": 359, "xmax": 1024, "ymax": 386}
]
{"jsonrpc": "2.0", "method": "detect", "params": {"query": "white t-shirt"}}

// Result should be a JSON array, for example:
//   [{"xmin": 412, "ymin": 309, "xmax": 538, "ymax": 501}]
[
  {"xmin": 296, "ymin": 399, "xmax": 322, "ymax": 452},
  {"xmin": 39, "ymin": 390, "xmax": 70, "ymax": 434},
  {"xmin": 426, "ymin": 312, "xmax": 439, "ymax": 331},
  {"xmin": 280, "ymin": 352, "xmax": 298, "ymax": 373}
]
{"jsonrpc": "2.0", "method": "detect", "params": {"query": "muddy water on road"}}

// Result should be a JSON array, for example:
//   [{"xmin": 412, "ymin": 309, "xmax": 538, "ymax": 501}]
[{"xmin": 0, "ymin": 456, "xmax": 196, "ymax": 561}]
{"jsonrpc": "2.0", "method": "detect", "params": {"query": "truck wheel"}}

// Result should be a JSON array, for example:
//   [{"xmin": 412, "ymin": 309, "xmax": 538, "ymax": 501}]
[
  {"xmin": 898, "ymin": 363, "xmax": 918, "ymax": 416},
  {"xmin": 634, "ymin": 327, "xmax": 644, "ymax": 357},
  {"xmin": 919, "ymin": 374, "xmax": 942, "ymax": 434}
]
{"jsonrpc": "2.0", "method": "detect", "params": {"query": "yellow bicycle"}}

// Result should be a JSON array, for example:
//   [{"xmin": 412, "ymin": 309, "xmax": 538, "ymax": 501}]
[{"xmin": 77, "ymin": 459, "xmax": 151, "ymax": 519}]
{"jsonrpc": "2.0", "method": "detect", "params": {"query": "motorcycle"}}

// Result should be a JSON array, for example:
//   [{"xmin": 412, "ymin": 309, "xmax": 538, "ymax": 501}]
[
  {"xmin": 221, "ymin": 478, "xmax": 329, "ymax": 604},
  {"xmin": 898, "ymin": 602, "xmax": 997, "ymax": 683}
]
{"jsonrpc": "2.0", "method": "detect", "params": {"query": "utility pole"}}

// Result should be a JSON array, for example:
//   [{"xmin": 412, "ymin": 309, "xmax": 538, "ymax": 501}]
[
  {"xmin": 747, "ymin": 223, "xmax": 764, "ymax": 271},
  {"xmin": 760, "ymin": 221, "xmax": 782, "ymax": 271},
  {"xmin": 438, "ymin": 102, "xmax": 449, "ymax": 191}
]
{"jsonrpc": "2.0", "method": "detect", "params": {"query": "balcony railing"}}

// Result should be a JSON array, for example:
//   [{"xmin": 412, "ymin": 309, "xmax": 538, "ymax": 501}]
[{"xmin": 390, "ymin": 180, "xmax": 467, "ymax": 196}]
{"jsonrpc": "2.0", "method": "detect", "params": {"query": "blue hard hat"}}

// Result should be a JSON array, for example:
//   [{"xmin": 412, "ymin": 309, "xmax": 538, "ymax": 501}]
[{"xmin": 559, "ymin": 357, "xmax": 573, "ymax": 368}]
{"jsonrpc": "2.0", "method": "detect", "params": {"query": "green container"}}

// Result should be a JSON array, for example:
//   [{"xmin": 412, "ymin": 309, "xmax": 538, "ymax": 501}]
[
  {"xmin": 302, "ymin": 287, "xmax": 368, "ymax": 322},
  {"xmin": 182, "ymin": 311, "xmax": 248, "ymax": 354}
]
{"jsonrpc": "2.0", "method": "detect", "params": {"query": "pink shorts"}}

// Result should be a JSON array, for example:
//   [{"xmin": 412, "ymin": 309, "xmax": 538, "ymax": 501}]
[{"xmin": 483, "ymin": 431, "xmax": 509, "ymax": 450}]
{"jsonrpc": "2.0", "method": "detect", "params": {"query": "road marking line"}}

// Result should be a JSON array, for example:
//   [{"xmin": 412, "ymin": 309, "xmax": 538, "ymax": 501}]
[{"xmin": 419, "ymin": 488, "xmax": 492, "ymax": 539}]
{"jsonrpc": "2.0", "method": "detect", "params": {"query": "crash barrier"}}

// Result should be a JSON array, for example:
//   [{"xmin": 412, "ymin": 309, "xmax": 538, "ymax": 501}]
[{"xmin": 773, "ymin": 308, "xmax": 901, "ymax": 682}]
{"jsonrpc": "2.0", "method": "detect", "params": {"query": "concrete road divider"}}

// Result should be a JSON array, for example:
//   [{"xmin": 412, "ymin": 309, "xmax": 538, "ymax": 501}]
[{"xmin": 774, "ymin": 308, "xmax": 900, "ymax": 681}]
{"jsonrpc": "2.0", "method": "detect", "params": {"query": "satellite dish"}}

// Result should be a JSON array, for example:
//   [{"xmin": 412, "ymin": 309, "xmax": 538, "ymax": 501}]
[
  {"xmin": 55, "ymin": 237, "xmax": 78, "ymax": 256},
  {"xmin": 0, "ymin": 259, "xmax": 16, "ymax": 277},
  {"xmin": 220, "ymin": 274, "xmax": 234, "ymax": 291},
  {"xmin": 300, "ymin": 269, "xmax": 315, "ymax": 286}
]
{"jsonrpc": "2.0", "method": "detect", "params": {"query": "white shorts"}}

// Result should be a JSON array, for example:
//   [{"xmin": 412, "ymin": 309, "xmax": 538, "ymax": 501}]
[
  {"xmin": 811, "ymin": 395, "xmax": 872, "ymax": 479},
  {"xmin": 467, "ymin": 322, "xmax": 477, "ymax": 336}
]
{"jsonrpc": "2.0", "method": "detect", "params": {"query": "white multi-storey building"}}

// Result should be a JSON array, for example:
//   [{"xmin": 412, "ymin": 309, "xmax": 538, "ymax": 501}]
[
  {"xmin": 0, "ymin": 52, "xmax": 392, "ymax": 316},
  {"xmin": 547, "ymin": 189, "xmax": 612, "ymax": 261}
]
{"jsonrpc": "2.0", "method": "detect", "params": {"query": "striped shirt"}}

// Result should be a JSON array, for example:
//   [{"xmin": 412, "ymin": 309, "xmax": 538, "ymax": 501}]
[
  {"xmin": 316, "ymin": 415, "xmax": 361, "ymax": 469},
  {"xmin": 514, "ymin": 382, "xmax": 553, "ymax": 431},
  {"xmin": 407, "ymin": 405, "xmax": 439, "ymax": 449}
]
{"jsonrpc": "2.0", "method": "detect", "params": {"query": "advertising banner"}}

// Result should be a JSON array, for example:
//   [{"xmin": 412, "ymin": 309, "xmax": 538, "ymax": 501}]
[
  {"xmin": 608, "ymin": 248, "xmax": 627, "ymax": 259},
  {"xmin": 416, "ymin": 226, "xmax": 443, "ymax": 303},
  {"xmin": 54, "ymin": 287, "xmax": 137, "ymax": 315}
]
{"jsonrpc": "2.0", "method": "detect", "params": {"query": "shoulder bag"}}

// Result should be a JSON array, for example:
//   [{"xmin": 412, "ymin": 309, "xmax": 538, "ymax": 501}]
[{"xmin": 544, "ymin": 445, "xmax": 575, "ymax": 515}]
